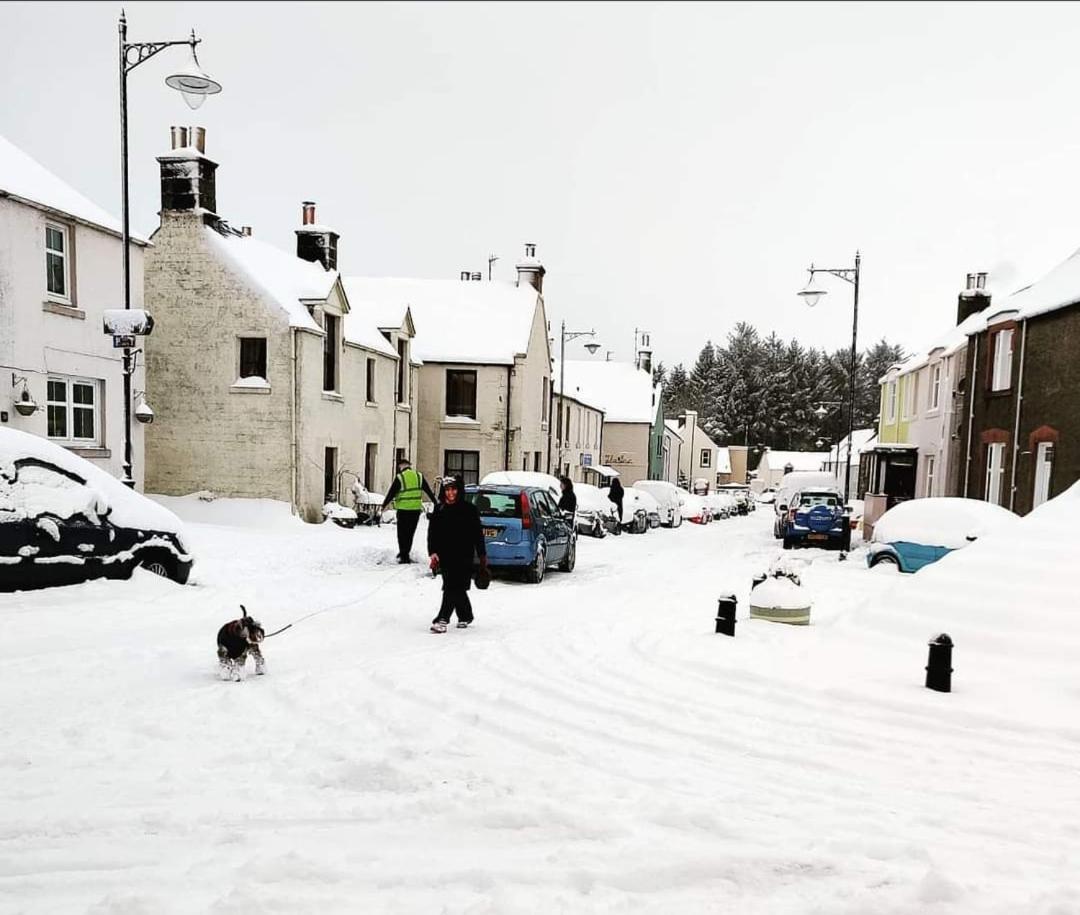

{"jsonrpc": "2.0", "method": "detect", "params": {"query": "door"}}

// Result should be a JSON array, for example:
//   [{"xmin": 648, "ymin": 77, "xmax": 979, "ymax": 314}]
[
  {"xmin": 534, "ymin": 490, "xmax": 567, "ymax": 561},
  {"xmin": 1033, "ymin": 442, "xmax": 1054, "ymax": 508},
  {"xmin": 324, "ymin": 447, "xmax": 338, "ymax": 502}
]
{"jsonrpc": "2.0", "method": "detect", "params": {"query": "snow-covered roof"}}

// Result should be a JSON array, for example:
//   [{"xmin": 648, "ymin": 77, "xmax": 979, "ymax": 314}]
[
  {"xmin": 555, "ymin": 360, "xmax": 659, "ymax": 424},
  {"xmin": 663, "ymin": 420, "xmax": 684, "ymax": 441},
  {"xmin": 205, "ymin": 229, "xmax": 336, "ymax": 333},
  {"xmin": 832, "ymin": 429, "xmax": 877, "ymax": 463},
  {"xmin": 758, "ymin": 450, "xmax": 830, "ymax": 472},
  {"xmin": 970, "ymin": 245, "xmax": 1080, "ymax": 327},
  {"xmin": 342, "ymin": 277, "xmax": 540, "ymax": 365},
  {"xmin": 0, "ymin": 132, "xmax": 147, "ymax": 243}
]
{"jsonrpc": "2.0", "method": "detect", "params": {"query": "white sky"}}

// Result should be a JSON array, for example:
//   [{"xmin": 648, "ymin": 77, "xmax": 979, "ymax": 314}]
[{"xmin": 3, "ymin": 1, "xmax": 1080, "ymax": 368}]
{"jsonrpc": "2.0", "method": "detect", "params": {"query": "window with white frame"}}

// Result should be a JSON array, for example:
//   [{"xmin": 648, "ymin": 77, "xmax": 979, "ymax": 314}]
[
  {"xmin": 929, "ymin": 363, "xmax": 942, "ymax": 411},
  {"xmin": 886, "ymin": 380, "xmax": 897, "ymax": 422},
  {"xmin": 903, "ymin": 374, "xmax": 918, "ymax": 419},
  {"xmin": 45, "ymin": 223, "xmax": 71, "ymax": 301},
  {"xmin": 925, "ymin": 454, "xmax": 936, "ymax": 497},
  {"xmin": 991, "ymin": 329, "xmax": 1013, "ymax": 391},
  {"xmin": 984, "ymin": 442, "xmax": 1006, "ymax": 505},
  {"xmin": 47, "ymin": 376, "xmax": 100, "ymax": 445},
  {"xmin": 700, "ymin": 448, "xmax": 711, "ymax": 467}
]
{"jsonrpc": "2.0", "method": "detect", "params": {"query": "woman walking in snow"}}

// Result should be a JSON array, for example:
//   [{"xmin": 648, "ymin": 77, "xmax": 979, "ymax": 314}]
[
  {"xmin": 558, "ymin": 476, "xmax": 577, "ymax": 516},
  {"xmin": 427, "ymin": 476, "xmax": 488, "ymax": 633},
  {"xmin": 607, "ymin": 477, "xmax": 624, "ymax": 526}
]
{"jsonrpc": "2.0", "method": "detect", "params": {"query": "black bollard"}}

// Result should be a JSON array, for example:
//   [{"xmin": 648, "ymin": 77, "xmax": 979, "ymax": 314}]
[
  {"xmin": 751, "ymin": 574, "xmax": 767, "ymax": 590},
  {"xmin": 925, "ymin": 633, "xmax": 953, "ymax": 692},
  {"xmin": 716, "ymin": 595, "xmax": 737, "ymax": 636}
]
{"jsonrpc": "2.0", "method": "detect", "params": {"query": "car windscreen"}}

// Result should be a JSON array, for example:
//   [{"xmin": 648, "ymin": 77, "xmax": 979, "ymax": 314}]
[{"xmin": 465, "ymin": 490, "xmax": 521, "ymax": 518}]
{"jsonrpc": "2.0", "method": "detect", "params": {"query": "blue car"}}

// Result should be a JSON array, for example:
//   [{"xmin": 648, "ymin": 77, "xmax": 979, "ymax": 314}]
[
  {"xmin": 781, "ymin": 489, "xmax": 851, "ymax": 551},
  {"xmin": 867, "ymin": 497, "xmax": 1018, "ymax": 573},
  {"xmin": 465, "ymin": 484, "xmax": 577, "ymax": 583}
]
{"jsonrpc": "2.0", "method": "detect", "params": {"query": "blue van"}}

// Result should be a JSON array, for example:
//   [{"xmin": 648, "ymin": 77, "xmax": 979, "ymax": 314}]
[{"xmin": 465, "ymin": 484, "xmax": 577, "ymax": 584}]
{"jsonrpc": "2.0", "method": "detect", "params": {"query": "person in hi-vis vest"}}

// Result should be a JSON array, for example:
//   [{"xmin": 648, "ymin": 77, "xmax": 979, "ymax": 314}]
[{"xmin": 381, "ymin": 458, "xmax": 437, "ymax": 563}]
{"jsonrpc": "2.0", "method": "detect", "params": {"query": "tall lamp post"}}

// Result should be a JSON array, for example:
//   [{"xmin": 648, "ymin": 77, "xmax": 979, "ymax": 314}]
[
  {"xmin": 551, "ymin": 321, "xmax": 600, "ymax": 476},
  {"xmin": 117, "ymin": 12, "xmax": 221, "ymax": 486},
  {"xmin": 798, "ymin": 251, "xmax": 860, "ymax": 502},
  {"xmin": 813, "ymin": 401, "xmax": 844, "ymax": 483}
]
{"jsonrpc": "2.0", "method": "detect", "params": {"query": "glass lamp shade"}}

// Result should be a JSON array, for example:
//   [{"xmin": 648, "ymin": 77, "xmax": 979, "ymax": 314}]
[
  {"xmin": 165, "ymin": 46, "xmax": 222, "ymax": 111},
  {"xmin": 584, "ymin": 342, "xmax": 601, "ymax": 355},
  {"xmin": 797, "ymin": 281, "xmax": 827, "ymax": 308}
]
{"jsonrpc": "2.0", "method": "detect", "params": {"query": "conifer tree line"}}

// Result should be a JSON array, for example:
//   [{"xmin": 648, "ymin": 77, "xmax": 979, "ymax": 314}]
[{"xmin": 653, "ymin": 322, "xmax": 905, "ymax": 453}]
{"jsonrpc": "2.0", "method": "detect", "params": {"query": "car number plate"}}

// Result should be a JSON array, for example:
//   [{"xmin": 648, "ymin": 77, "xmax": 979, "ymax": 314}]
[
  {"xmin": 483, "ymin": 527, "xmax": 500, "ymax": 538},
  {"xmin": 808, "ymin": 533, "xmax": 828, "ymax": 540}
]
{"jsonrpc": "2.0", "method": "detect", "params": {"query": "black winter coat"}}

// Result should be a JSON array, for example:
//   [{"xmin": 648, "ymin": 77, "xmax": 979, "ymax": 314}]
[
  {"xmin": 427, "ymin": 499, "xmax": 487, "ymax": 590},
  {"xmin": 558, "ymin": 490, "xmax": 577, "ymax": 513},
  {"xmin": 607, "ymin": 479, "xmax": 624, "ymax": 505}
]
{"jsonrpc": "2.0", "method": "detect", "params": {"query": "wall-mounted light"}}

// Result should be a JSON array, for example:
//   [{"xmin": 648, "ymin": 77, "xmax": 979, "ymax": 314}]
[{"xmin": 11, "ymin": 374, "xmax": 38, "ymax": 417}]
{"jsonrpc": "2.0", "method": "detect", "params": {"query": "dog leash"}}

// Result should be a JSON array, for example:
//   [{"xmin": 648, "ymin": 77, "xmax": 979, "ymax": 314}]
[{"xmin": 262, "ymin": 562, "xmax": 414, "ymax": 639}]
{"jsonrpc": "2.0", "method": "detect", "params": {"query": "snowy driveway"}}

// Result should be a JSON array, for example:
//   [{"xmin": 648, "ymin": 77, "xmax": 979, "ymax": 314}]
[{"xmin": 1, "ymin": 500, "xmax": 1076, "ymax": 914}]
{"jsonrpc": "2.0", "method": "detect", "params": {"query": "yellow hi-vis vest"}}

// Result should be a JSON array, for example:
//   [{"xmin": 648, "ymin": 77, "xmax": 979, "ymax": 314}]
[{"xmin": 394, "ymin": 468, "xmax": 424, "ymax": 511}]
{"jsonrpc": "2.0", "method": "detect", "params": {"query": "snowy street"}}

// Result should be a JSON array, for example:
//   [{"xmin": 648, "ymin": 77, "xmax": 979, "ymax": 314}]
[{"xmin": 3, "ymin": 501, "xmax": 1076, "ymax": 914}]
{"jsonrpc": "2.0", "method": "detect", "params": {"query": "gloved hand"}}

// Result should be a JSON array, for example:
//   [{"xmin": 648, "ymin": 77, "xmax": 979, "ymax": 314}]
[
  {"xmin": 428, "ymin": 554, "xmax": 440, "ymax": 573},
  {"xmin": 479, "ymin": 555, "xmax": 489, "ymax": 569}
]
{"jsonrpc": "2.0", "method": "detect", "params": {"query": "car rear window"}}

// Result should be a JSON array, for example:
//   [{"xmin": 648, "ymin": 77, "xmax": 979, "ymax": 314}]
[
  {"xmin": 466, "ymin": 490, "xmax": 521, "ymax": 518},
  {"xmin": 797, "ymin": 493, "xmax": 838, "ymax": 508}
]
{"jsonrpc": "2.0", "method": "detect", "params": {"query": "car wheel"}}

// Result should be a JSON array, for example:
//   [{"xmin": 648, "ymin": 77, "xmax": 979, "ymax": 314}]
[
  {"xmin": 869, "ymin": 552, "xmax": 899, "ymax": 569},
  {"xmin": 559, "ymin": 541, "xmax": 576, "ymax": 572},
  {"xmin": 526, "ymin": 543, "xmax": 547, "ymax": 583},
  {"xmin": 138, "ymin": 549, "xmax": 179, "ymax": 582}
]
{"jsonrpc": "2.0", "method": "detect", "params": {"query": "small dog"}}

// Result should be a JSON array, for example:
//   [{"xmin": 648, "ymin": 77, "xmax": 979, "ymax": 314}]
[{"xmin": 216, "ymin": 605, "xmax": 266, "ymax": 681}]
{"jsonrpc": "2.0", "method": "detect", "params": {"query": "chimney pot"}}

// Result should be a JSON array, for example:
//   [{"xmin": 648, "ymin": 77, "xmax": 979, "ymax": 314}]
[
  {"xmin": 170, "ymin": 126, "xmax": 189, "ymax": 149},
  {"xmin": 240, "ymin": 226, "xmax": 252, "ymax": 237},
  {"xmin": 471, "ymin": 271, "xmax": 482, "ymax": 281},
  {"xmin": 189, "ymin": 126, "xmax": 206, "ymax": 153},
  {"xmin": 302, "ymin": 201, "xmax": 316, "ymax": 226},
  {"xmin": 460, "ymin": 270, "xmax": 471, "ymax": 281},
  {"xmin": 525, "ymin": 243, "xmax": 536, "ymax": 258}
]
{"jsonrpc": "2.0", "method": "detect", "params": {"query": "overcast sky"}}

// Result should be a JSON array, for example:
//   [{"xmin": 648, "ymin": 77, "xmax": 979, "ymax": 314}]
[{"xmin": 3, "ymin": 1, "xmax": 1080, "ymax": 368}]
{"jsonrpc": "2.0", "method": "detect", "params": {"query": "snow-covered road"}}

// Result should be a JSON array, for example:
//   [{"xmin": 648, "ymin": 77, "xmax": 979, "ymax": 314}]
[{"xmin": 2, "ymin": 500, "xmax": 1077, "ymax": 914}]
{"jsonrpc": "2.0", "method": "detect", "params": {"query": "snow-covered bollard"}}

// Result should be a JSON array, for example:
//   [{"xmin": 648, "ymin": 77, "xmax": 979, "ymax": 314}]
[
  {"xmin": 715, "ymin": 595, "xmax": 737, "ymax": 636},
  {"xmin": 749, "ymin": 576, "xmax": 812, "ymax": 626},
  {"xmin": 751, "ymin": 573, "xmax": 767, "ymax": 590},
  {"xmin": 926, "ymin": 633, "xmax": 953, "ymax": 693}
]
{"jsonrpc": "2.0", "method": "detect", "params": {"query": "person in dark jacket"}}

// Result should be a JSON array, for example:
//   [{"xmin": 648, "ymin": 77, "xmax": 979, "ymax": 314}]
[
  {"xmin": 558, "ymin": 476, "xmax": 577, "ymax": 515},
  {"xmin": 607, "ymin": 477, "xmax": 624, "ymax": 524},
  {"xmin": 381, "ymin": 459, "xmax": 438, "ymax": 564},
  {"xmin": 427, "ymin": 476, "xmax": 488, "ymax": 633}
]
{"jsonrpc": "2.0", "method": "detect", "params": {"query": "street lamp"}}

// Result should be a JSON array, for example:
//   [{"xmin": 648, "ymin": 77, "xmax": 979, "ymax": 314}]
[
  {"xmin": 117, "ymin": 12, "xmax": 221, "ymax": 487},
  {"xmin": 550, "ymin": 322, "xmax": 599, "ymax": 476},
  {"xmin": 798, "ymin": 252, "xmax": 861, "ymax": 501}
]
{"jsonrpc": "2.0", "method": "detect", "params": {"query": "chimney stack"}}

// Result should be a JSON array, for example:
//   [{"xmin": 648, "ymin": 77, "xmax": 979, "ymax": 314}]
[
  {"xmin": 515, "ymin": 242, "xmax": 545, "ymax": 293},
  {"xmin": 295, "ymin": 201, "xmax": 339, "ymax": 271},
  {"xmin": 240, "ymin": 226, "xmax": 252, "ymax": 237},
  {"xmin": 957, "ymin": 271, "xmax": 991, "ymax": 325},
  {"xmin": 158, "ymin": 125, "xmax": 218, "ymax": 214},
  {"xmin": 636, "ymin": 331, "xmax": 653, "ymax": 374}
]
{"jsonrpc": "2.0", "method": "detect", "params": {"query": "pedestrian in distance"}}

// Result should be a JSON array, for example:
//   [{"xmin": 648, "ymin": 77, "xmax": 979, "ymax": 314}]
[
  {"xmin": 558, "ymin": 476, "xmax": 577, "ymax": 517},
  {"xmin": 381, "ymin": 458, "xmax": 437, "ymax": 564},
  {"xmin": 607, "ymin": 476, "xmax": 625, "ymax": 526},
  {"xmin": 427, "ymin": 475, "xmax": 488, "ymax": 633}
]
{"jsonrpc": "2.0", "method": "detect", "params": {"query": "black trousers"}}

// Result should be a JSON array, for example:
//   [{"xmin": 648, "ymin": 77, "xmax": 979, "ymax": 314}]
[
  {"xmin": 434, "ymin": 588, "xmax": 474, "ymax": 624},
  {"xmin": 396, "ymin": 509, "xmax": 422, "ymax": 559}
]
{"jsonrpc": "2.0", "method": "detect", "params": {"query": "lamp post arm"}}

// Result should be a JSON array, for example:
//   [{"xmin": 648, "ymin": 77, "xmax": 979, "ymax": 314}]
[
  {"xmin": 123, "ymin": 38, "xmax": 197, "ymax": 73},
  {"xmin": 808, "ymin": 266, "xmax": 857, "ymax": 286}
]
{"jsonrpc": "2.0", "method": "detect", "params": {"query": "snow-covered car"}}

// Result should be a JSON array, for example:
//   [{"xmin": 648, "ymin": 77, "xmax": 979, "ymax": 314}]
[
  {"xmin": 867, "ymin": 497, "xmax": 1018, "ymax": 572},
  {"xmin": 717, "ymin": 483, "xmax": 755, "ymax": 513},
  {"xmin": 620, "ymin": 487, "xmax": 654, "ymax": 534},
  {"xmin": 0, "ymin": 429, "xmax": 193, "ymax": 590},
  {"xmin": 573, "ymin": 482, "xmax": 620, "ymax": 538},
  {"xmin": 702, "ymin": 491, "xmax": 736, "ymax": 520},
  {"xmin": 633, "ymin": 480, "xmax": 683, "ymax": 527},
  {"xmin": 678, "ymin": 489, "xmax": 711, "ymax": 524}
]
